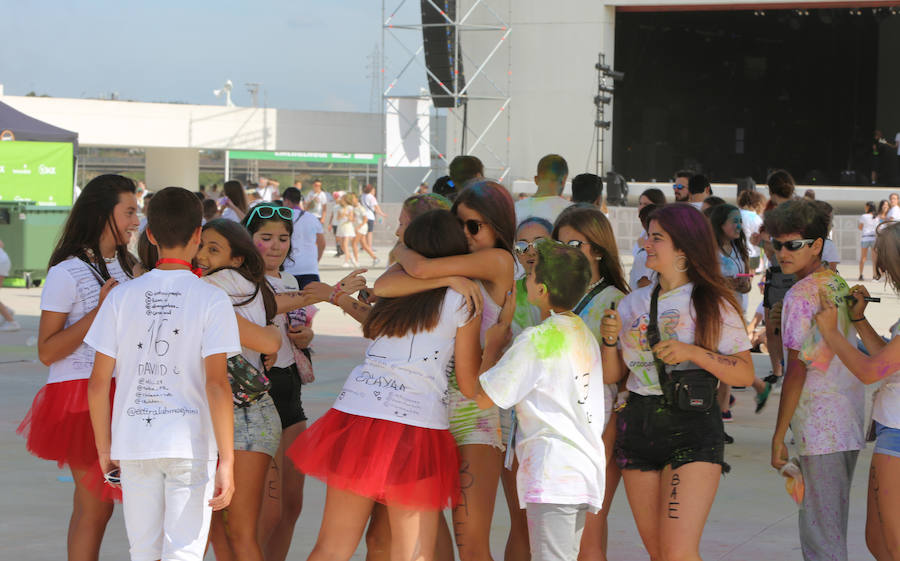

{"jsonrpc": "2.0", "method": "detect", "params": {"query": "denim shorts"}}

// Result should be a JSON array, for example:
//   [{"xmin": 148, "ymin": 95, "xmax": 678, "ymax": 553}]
[
  {"xmin": 874, "ymin": 421, "xmax": 900, "ymax": 458},
  {"xmin": 861, "ymin": 239, "xmax": 875, "ymax": 249},
  {"xmin": 233, "ymin": 392, "xmax": 282, "ymax": 457}
]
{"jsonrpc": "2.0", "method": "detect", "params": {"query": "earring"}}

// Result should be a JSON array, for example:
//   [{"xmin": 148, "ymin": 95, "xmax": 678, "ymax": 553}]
[{"xmin": 675, "ymin": 255, "xmax": 688, "ymax": 273}]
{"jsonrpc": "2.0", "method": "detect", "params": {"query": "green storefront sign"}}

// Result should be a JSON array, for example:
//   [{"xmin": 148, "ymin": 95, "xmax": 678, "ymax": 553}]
[
  {"xmin": 0, "ymin": 141, "xmax": 74, "ymax": 205},
  {"xmin": 228, "ymin": 150, "xmax": 382, "ymax": 165}
]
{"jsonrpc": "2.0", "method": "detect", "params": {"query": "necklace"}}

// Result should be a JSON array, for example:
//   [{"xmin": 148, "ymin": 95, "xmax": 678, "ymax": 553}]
[
  {"xmin": 85, "ymin": 247, "xmax": 117, "ymax": 264},
  {"xmin": 584, "ymin": 278, "xmax": 605, "ymax": 295},
  {"xmin": 156, "ymin": 258, "xmax": 203, "ymax": 277}
]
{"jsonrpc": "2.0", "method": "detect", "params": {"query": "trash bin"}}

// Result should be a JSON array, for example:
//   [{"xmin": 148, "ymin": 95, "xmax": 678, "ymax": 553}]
[{"xmin": 0, "ymin": 201, "xmax": 70, "ymax": 286}]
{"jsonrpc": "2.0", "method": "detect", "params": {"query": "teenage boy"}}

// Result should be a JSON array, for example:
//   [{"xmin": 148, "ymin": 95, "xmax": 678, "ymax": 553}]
[
  {"xmin": 457, "ymin": 241, "xmax": 606, "ymax": 561},
  {"xmin": 282, "ymin": 186, "xmax": 326, "ymax": 288},
  {"xmin": 766, "ymin": 199, "xmax": 865, "ymax": 561},
  {"xmin": 87, "ymin": 187, "xmax": 241, "ymax": 561}
]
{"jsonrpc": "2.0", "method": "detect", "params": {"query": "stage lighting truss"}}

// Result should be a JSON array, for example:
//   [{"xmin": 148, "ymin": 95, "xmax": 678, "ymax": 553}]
[
  {"xmin": 382, "ymin": 0, "xmax": 512, "ymax": 189},
  {"xmin": 593, "ymin": 53, "xmax": 623, "ymax": 176}
]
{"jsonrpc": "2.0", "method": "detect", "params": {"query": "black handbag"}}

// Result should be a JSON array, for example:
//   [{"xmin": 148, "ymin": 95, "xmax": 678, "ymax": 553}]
[{"xmin": 647, "ymin": 284, "xmax": 719, "ymax": 412}]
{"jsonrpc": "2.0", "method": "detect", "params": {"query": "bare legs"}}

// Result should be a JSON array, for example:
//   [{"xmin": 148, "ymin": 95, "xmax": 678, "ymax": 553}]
[
  {"xmin": 210, "ymin": 450, "xmax": 271, "ymax": 561},
  {"xmin": 579, "ymin": 415, "xmax": 622, "ymax": 561},
  {"xmin": 453, "ymin": 444, "xmax": 502, "ymax": 561},
  {"xmin": 259, "ymin": 421, "xmax": 307, "ymax": 561},
  {"xmin": 621, "ymin": 462, "xmax": 722, "ymax": 561},
  {"xmin": 865, "ymin": 454, "xmax": 900, "ymax": 561},
  {"xmin": 499, "ymin": 457, "xmax": 530, "ymax": 561},
  {"xmin": 67, "ymin": 466, "xmax": 114, "ymax": 561}
]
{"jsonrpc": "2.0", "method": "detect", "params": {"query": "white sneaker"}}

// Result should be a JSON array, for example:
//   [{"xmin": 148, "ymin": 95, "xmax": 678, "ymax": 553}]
[
  {"xmin": 342, "ymin": 262, "xmax": 351, "ymax": 268},
  {"xmin": 372, "ymin": 257, "xmax": 381, "ymax": 266},
  {"xmin": 0, "ymin": 320, "xmax": 21, "ymax": 332}
]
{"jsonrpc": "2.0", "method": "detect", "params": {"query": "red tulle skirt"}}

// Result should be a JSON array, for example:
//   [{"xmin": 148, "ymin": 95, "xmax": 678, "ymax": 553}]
[
  {"xmin": 287, "ymin": 409, "xmax": 460, "ymax": 510},
  {"xmin": 17, "ymin": 379, "xmax": 122, "ymax": 502}
]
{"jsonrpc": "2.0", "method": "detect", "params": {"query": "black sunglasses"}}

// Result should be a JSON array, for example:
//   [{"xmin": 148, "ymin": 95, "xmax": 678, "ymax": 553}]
[
  {"xmin": 771, "ymin": 238, "xmax": 817, "ymax": 251},
  {"xmin": 461, "ymin": 219, "xmax": 488, "ymax": 236}
]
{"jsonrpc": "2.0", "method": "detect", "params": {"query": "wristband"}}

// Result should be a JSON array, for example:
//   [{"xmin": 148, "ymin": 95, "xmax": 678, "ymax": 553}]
[
  {"xmin": 329, "ymin": 285, "xmax": 344, "ymax": 305},
  {"xmin": 850, "ymin": 316, "xmax": 865, "ymax": 323},
  {"xmin": 602, "ymin": 338, "xmax": 618, "ymax": 347}
]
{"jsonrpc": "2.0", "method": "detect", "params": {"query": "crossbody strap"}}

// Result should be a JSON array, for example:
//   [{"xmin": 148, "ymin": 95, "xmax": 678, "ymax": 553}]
[
  {"xmin": 572, "ymin": 279, "xmax": 612, "ymax": 315},
  {"xmin": 647, "ymin": 283, "xmax": 670, "ymax": 383}
]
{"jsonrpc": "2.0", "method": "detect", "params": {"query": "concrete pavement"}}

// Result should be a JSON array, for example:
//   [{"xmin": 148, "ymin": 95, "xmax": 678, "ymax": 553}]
[{"xmin": 1, "ymin": 250, "xmax": 895, "ymax": 560}]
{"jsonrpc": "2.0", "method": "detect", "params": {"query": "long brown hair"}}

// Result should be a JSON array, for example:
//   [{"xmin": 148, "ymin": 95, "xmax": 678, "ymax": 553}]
[
  {"xmin": 650, "ymin": 204, "xmax": 743, "ymax": 350},
  {"xmin": 49, "ymin": 174, "xmax": 137, "ymax": 278},
  {"xmin": 223, "ymin": 180, "xmax": 248, "ymax": 213},
  {"xmin": 552, "ymin": 206, "xmax": 629, "ymax": 295},
  {"xmin": 451, "ymin": 181, "xmax": 516, "ymax": 255},
  {"xmin": 363, "ymin": 210, "xmax": 469, "ymax": 339},
  {"xmin": 201, "ymin": 219, "xmax": 276, "ymax": 322}
]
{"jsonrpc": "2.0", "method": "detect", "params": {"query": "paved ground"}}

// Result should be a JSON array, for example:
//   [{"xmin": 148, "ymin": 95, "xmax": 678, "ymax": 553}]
[{"xmin": 1, "ymin": 249, "xmax": 896, "ymax": 560}]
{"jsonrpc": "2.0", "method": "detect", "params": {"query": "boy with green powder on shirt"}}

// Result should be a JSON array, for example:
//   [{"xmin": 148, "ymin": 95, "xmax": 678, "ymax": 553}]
[{"xmin": 458, "ymin": 240, "xmax": 615, "ymax": 561}]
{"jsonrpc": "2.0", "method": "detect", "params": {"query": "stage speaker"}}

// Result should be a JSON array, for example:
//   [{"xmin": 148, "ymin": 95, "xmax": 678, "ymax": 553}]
[
  {"xmin": 421, "ymin": 0, "xmax": 465, "ymax": 108},
  {"xmin": 605, "ymin": 171, "xmax": 628, "ymax": 206}
]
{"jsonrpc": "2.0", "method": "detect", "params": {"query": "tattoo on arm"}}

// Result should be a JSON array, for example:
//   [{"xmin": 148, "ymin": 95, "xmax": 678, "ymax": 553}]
[{"xmin": 706, "ymin": 352, "xmax": 737, "ymax": 367}]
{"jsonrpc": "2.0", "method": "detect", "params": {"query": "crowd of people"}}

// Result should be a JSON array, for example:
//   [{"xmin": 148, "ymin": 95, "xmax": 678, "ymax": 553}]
[{"xmin": 12, "ymin": 152, "xmax": 900, "ymax": 561}]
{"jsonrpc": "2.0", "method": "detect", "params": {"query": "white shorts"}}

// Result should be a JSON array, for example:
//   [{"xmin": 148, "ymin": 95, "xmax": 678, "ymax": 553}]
[{"xmin": 120, "ymin": 458, "xmax": 217, "ymax": 561}]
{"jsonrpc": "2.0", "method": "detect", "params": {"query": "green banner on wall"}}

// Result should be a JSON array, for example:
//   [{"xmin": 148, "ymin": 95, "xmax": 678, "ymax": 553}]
[
  {"xmin": 0, "ymin": 141, "xmax": 74, "ymax": 205},
  {"xmin": 228, "ymin": 150, "xmax": 382, "ymax": 165}
]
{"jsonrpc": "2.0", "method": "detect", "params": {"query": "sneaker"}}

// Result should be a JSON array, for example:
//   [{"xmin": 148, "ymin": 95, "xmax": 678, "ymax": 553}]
[
  {"xmin": 372, "ymin": 257, "xmax": 381, "ymax": 266},
  {"xmin": 724, "ymin": 432, "xmax": 735, "ymax": 444},
  {"xmin": 0, "ymin": 320, "xmax": 21, "ymax": 332},
  {"xmin": 722, "ymin": 410, "xmax": 733, "ymax": 423},
  {"xmin": 341, "ymin": 262, "xmax": 351, "ymax": 268},
  {"xmin": 763, "ymin": 373, "xmax": 781, "ymax": 385},
  {"xmin": 859, "ymin": 275, "xmax": 864, "ymax": 281},
  {"xmin": 755, "ymin": 382, "xmax": 772, "ymax": 414}
]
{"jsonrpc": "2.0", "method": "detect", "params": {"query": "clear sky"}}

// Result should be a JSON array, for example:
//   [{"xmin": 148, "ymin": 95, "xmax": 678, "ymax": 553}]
[{"xmin": 1, "ymin": 1, "xmax": 423, "ymax": 113}]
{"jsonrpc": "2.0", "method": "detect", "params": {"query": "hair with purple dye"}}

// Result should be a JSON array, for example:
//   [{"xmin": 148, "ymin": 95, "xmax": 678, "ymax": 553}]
[
  {"xmin": 648, "ymin": 203, "xmax": 743, "ymax": 350},
  {"xmin": 452, "ymin": 180, "xmax": 516, "ymax": 255}
]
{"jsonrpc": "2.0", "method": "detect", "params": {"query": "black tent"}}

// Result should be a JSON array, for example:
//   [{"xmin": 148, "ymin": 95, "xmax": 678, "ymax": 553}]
[{"xmin": 0, "ymin": 100, "xmax": 78, "ymax": 149}]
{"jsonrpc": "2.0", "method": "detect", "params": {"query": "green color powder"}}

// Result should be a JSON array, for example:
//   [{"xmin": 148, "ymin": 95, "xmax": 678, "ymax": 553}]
[{"xmin": 531, "ymin": 322, "xmax": 568, "ymax": 358}]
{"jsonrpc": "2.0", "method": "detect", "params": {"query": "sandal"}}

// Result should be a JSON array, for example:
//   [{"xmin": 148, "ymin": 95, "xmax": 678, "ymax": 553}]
[{"xmin": 755, "ymin": 382, "xmax": 772, "ymax": 414}]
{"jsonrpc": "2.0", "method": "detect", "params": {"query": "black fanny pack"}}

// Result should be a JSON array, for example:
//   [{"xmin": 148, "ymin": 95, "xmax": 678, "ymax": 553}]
[{"xmin": 647, "ymin": 284, "xmax": 718, "ymax": 412}]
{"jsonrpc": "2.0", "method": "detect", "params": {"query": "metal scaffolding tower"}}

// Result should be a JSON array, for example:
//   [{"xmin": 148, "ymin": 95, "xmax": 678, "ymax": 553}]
[{"xmin": 381, "ymin": 0, "xmax": 512, "ymax": 191}]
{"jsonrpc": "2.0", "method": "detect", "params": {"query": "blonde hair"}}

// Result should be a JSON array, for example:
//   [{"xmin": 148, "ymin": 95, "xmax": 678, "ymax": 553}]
[
  {"xmin": 339, "ymin": 193, "xmax": 354, "ymax": 206},
  {"xmin": 875, "ymin": 221, "xmax": 900, "ymax": 292}
]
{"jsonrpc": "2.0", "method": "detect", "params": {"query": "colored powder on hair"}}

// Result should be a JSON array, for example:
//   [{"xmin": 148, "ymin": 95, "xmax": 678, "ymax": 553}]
[{"xmin": 531, "ymin": 321, "xmax": 568, "ymax": 359}]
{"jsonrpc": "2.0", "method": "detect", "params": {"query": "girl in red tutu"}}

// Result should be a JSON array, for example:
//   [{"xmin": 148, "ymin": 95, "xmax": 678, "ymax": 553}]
[
  {"xmin": 287, "ymin": 209, "xmax": 484, "ymax": 561},
  {"xmin": 18, "ymin": 174, "xmax": 140, "ymax": 560}
]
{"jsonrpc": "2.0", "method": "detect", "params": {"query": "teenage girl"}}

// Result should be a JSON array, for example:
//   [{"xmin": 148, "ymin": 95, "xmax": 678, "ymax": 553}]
[
  {"xmin": 605, "ymin": 204, "xmax": 754, "ymax": 561},
  {"xmin": 375, "ymin": 181, "xmax": 516, "ymax": 561},
  {"xmin": 197, "ymin": 219, "xmax": 283, "ymax": 561},
  {"xmin": 243, "ymin": 204, "xmax": 314, "ymax": 561},
  {"xmin": 708, "ymin": 204, "xmax": 773, "ymax": 416},
  {"xmin": 352, "ymin": 193, "xmax": 378, "ymax": 265},
  {"xmin": 19, "ymin": 174, "xmax": 139, "ymax": 561},
  {"xmin": 552, "ymin": 206, "xmax": 629, "ymax": 561},
  {"xmin": 287, "ymin": 209, "xmax": 484, "ymax": 561},
  {"xmin": 512, "ymin": 217, "xmax": 552, "ymax": 337},
  {"xmin": 815, "ymin": 220, "xmax": 900, "ymax": 561},
  {"xmin": 859, "ymin": 201, "xmax": 879, "ymax": 281},
  {"xmin": 336, "ymin": 194, "xmax": 357, "ymax": 268}
]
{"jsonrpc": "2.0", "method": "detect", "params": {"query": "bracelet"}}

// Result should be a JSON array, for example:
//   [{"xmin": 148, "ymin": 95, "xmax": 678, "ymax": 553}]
[
  {"xmin": 602, "ymin": 338, "xmax": 618, "ymax": 347},
  {"xmin": 850, "ymin": 316, "xmax": 865, "ymax": 323},
  {"xmin": 329, "ymin": 285, "xmax": 344, "ymax": 305}
]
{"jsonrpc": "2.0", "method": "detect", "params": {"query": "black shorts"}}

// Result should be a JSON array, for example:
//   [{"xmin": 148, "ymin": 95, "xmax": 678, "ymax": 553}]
[
  {"xmin": 267, "ymin": 364, "xmax": 307, "ymax": 429},
  {"xmin": 614, "ymin": 392, "xmax": 728, "ymax": 473}
]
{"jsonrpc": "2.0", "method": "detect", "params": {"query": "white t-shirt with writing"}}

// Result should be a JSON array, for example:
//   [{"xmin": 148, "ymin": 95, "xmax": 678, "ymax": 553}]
[
  {"xmin": 41, "ymin": 257, "xmax": 132, "ymax": 384},
  {"xmin": 84, "ymin": 269, "xmax": 241, "ymax": 461},
  {"xmin": 873, "ymin": 320, "xmax": 900, "ymax": 429},
  {"xmin": 202, "ymin": 269, "xmax": 268, "ymax": 372},
  {"xmin": 514, "ymin": 196, "xmax": 571, "ymax": 225},
  {"xmin": 781, "ymin": 271, "xmax": 865, "ymax": 455},
  {"xmin": 284, "ymin": 209, "xmax": 324, "ymax": 276},
  {"xmin": 618, "ymin": 282, "xmax": 751, "ymax": 396},
  {"xmin": 333, "ymin": 289, "xmax": 470, "ymax": 429},
  {"xmin": 480, "ymin": 312, "xmax": 605, "ymax": 511}
]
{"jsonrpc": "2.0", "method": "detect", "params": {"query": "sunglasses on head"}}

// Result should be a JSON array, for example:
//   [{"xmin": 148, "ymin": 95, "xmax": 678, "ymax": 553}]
[
  {"xmin": 460, "ymin": 219, "xmax": 487, "ymax": 236},
  {"xmin": 247, "ymin": 205, "xmax": 293, "ymax": 223},
  {"xmin": 514, "ymin": 238, "xmax": 545, "ymax": 254},
  {"xmin": 771, "ymin": 238, "xmax": 817, "ymax": 251}
]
